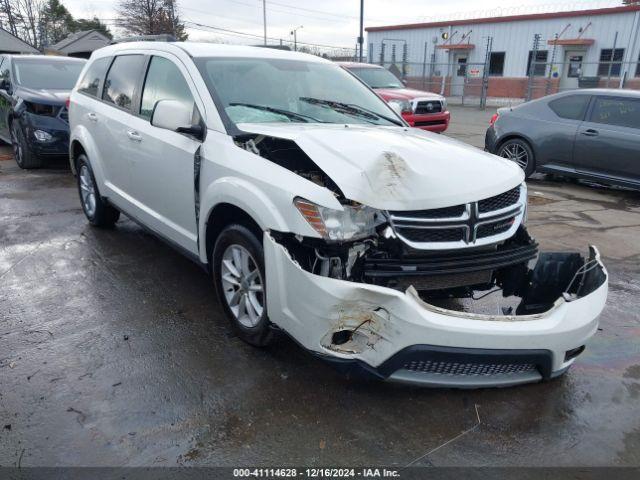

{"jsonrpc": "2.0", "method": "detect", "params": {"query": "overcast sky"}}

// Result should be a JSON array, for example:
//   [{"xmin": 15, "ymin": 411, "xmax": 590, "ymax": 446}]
[{"xmin": 63, "ymin": 0, "xmax": 624, "ymax": 50}]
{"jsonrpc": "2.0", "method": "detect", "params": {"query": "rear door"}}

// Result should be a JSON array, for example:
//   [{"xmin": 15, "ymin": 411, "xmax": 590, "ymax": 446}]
[
  {"xmin": 97, "ymin": 54, "xmax": 147, "ymax": 199},
  {"xmin": 124, "ymin": 54, "xmax": 203, "ymax": 254},
  {"xmin": 573, "ymin": 96, "xmax": 640, "ymax": 184}
]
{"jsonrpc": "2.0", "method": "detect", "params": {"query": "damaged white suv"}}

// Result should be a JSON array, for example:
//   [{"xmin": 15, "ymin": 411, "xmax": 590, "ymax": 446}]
[{"xmin": 69, "ymin": 42, "xmax": 608, "ymax": 388}]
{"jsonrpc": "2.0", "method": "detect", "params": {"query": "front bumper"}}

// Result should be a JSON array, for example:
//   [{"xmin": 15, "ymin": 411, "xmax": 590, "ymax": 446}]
[
  {"xmin": 264, "ymin": 234, "xmax": 608, "ymax": 388},
  {"xmin": 20, "ymin": 113, "xmax": 70, "ymax": 156},
  {"xmin": 403, "ymin": 111, "xmax": 450, "ymax": 132}
]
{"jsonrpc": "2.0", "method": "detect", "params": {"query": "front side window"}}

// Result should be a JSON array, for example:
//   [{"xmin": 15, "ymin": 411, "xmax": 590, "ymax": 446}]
[
  {"xmin": 598, "ymin": 48, "xmax": 625, "ymax": 77},
  {"xmin": 197, "ymin": 57, "xmax": 399, "ymax": 127},
  {"xmin": 78, "ymin": 57, "xmax": 111, "ymax": 97},
  {"xmin": 636, "ymin": 51, "xmax": 640, "ymax": 78},
  {"xmin": 489, "ymin": 52, "xmax": 505, "ymax": 76},
  {"xmin": 348, "ymin": 67, "xmax": 403, "ymax": 89},
  {"xmin": 13, "ymin": 58, "xmax": 85, "ymax": 89},
  {"xmin": 140, "ymin": 56, "xmax": 194, "ymax": 120},
  {"xmin": 102, "ymin": 55, "xmax": 146, "ymax": 111},
  {"xmin": 527, "ymin": 50, "xmax": 548, "ymax": 76},
  {"xmin": 548, "ymin": 95, "xmax": 590, "ymax": 121},
  {"xmin": 590, "ymin": 97, "xmax": 639, "ymax": 129}
]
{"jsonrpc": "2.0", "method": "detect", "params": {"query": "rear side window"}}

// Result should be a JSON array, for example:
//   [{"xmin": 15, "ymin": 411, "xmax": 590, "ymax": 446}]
[
  {"xmin": 590, "ymin": 97, "xmax": 640, "ymax": 130},
  {"xmin": 78, "ymin": 57, "xmax": 111, "ymax": 97},
  {"xmin": 102, "ymin": 55, "xmax": 145, "ymax": 111},
  {"xmin": 548, "ymin": 95, "xmax": 590, "ymax": 120},
  {"xmin": 140, "ymin": 56, "xmax": 194, "ymax": 120}
]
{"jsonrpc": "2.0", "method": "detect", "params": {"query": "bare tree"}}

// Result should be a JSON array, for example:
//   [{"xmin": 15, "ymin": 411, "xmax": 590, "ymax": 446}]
[
  {"xmin": 116, "ymin": 0, "xmax": 187, "ymax": 40},
  {"xmin": 1, "ymin": 0, "xmax": 45, "ymax": 47}
]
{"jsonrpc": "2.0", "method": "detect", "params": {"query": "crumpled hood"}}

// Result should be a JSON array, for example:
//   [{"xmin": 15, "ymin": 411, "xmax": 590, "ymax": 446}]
[
  {"xmin": 238, "ymin": 123, "xmax": 524, "ymax": 211},
  {"xmin": 16, "ymin": 87, "xmax": 70, "ymax": 106}
]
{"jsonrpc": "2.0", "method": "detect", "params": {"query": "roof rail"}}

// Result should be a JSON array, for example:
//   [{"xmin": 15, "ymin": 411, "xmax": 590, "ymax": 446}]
[{"xmin": 111, "ymin": 34, "xmax": 176, "ymax": 44}]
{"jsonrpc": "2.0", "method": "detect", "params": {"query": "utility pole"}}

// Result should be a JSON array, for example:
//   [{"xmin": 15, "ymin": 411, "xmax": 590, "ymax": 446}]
[
  {"xmin": 263, "ymin": 0, "xmax": 267, "ymax": 45},
  {"xmin": 358, "ymin": 0, "xmax": 364, "ymax": 62},
  {"xmin": 291, "ymin": 25, "xmax": 302, "ymax": 51}
]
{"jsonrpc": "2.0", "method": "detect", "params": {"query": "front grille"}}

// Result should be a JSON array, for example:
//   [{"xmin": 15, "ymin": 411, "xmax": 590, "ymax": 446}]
[
  {"xmin": 478, "ymin": 186, "xmax": 520, "ymax": 213},
  {"xmin": 399, "ymin": 227, "xmax": 464, "ymax": 243},
  {"xmin": 415, "ymin": 100, "xmax": 442, "ymax": 114},
  {"xmin": 404, "ymin": 360, "xmax": 537, "ymax": 376},
  {"xmin": 58, "ymin": 106, "xmax": 69, "ymax": 123},
  {"xmin": 390, "ymin": 204, "xmax": 465, "ymax": 220},
  {"xmin": 476, "ymin": 217, "xmax": 516, "ymax": 239},
  {"xmin": 388, "ymin": 184, "xmax": 524, "ymax": 249}
]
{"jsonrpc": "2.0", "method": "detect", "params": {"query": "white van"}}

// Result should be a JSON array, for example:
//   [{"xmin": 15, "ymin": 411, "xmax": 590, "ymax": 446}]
[{"xmin": 68, "ymin": 42, "xmax": 607, "ymax": 388}]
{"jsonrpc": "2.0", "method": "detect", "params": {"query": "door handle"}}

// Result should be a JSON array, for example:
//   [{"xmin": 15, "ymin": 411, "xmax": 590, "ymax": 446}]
[
  {"xmin": 581, "ymin": 129, "xmax": 599, "ymax": 137},
  {"xmin": 87, "ymin": 112, "xmax": 98, "ymax": 122},
  {"xmin": 127, "ymin": 130, "xmax": 142, "ymax": 142}
]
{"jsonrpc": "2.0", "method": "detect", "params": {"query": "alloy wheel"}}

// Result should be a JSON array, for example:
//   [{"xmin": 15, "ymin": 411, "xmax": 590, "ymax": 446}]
[
  {"xmin": 11, "ymin": 124, "xmax": 22, "ymax": 166},
  {"xmin": 220, "ymin": 244, "xmax": 264, "ymax": 328},
  {"xmin": 499, "ymin": 142, "xmax": 529, "ymax": 170},
  {"xmin": 79, "ymin": 165, "xmax": 97, "ymax": 217}
]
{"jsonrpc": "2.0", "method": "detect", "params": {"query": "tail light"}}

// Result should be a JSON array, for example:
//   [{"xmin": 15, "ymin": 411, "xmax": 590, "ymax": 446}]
[
  {"xmin": 65, "ymin": 98, "xmax": 70, "ymax": 109},
  {"xmin": 489, "ymin": 113, "xmax": 499, "ymax": 126}
]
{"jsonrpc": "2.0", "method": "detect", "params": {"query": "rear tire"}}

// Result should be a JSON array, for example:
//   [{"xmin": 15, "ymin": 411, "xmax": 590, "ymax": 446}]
[
  {"xmin": 497, "ymin": 138, "xmax": 535, "ymax": 178},
  {"xmin": 11, "ymin": 121, "xmax": 42, "ymax": 169},
  {"xmin": 76, "ymin": 154, "xmax": 120, "ymax": 228},
  {"xmin": 213, "ymin": 224, "xmax": 274, "ymax": 347}
]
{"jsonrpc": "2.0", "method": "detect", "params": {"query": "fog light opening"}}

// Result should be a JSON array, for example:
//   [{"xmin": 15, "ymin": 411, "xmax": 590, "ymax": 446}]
[{"xmin": 331, "ymin": 330, "xmax": 352, "ymax": 345}]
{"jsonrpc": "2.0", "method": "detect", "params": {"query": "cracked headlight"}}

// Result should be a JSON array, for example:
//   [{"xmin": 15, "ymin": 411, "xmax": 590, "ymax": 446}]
[{"xmin": 294, "ymin": 197, "xmax": 385, "ymax": 241}]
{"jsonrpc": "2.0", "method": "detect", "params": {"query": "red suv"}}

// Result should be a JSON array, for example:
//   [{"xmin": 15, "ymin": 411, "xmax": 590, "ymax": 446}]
[{"xmin": 340, "ymin": 62, "xmax": 450, "ymax": 133}]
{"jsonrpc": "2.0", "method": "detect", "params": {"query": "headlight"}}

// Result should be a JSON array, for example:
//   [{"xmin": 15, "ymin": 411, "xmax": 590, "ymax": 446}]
[
  {"xmin": 33, "ymin": 129, "xmax": 53, "ymax": 142},
  {"xmin": 294, "ymin": 197, "xmax": 385, "ymax": 241},
  {"xmin": 440, "ymin": 97, "xmax": 447, "ymax": 110},
  {"xmin": 25, "ymin": 101, "xmax": 58, "ymax": 116},
  {"xmin": 388, "ymin": 99, "xmax": 412, "ymax": 114}
]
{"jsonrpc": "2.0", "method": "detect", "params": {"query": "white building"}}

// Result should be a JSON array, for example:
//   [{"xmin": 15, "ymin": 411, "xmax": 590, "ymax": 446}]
[{"xmin": 366, "ymin": 5, "xmax": 640, "ymax": 99}]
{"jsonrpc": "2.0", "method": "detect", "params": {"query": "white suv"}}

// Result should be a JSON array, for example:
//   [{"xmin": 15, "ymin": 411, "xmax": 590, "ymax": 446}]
[{"xmin": 69, "ymin": 42, "xmax": 608, "ymax": 388}]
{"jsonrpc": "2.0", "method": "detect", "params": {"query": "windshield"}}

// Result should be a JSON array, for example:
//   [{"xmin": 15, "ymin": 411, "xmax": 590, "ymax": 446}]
[
  {"xmin": 196, "ymin": 57, "xmax": 400, "ymax": 126},
  {"xmin": 348, "ymin": 67, "xmax": 403, "ymax": 89},
  {"xmin": 13, "ymin": 59, "xmax": 85, "ymax": 90}
]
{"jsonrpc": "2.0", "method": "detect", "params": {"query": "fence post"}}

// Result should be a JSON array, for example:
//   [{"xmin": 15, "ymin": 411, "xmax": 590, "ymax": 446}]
[
  {"xmin": 480, "ymin": 36, "xmax": 493, "ymax": 110},
  {"xmin": 422, "ymin": 42, "xmax": 428, "ymax": 90},
  {"xmin": 526, "ymin": 34, "xmax": 541, "ymax": 102},
  {"xmin": 546, "ymin": 34, "xmax": 558, "ymax": 95},
  {"xmin": 402, "ymin": 43, "xmax": 408, "ymax": 79},
  {"xmin": 607, "ymin": 31, "xmax": 618, "ymax": 88},
  {"xmin": 379, "ymin": 43, "xmax": 385, "ymax": 66}
]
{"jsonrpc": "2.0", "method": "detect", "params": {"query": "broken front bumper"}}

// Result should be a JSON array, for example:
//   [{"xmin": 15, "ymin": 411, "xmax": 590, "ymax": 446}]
[{"xmin": 264, "ymin": 234, "xmax": 608, "ymax": 388}]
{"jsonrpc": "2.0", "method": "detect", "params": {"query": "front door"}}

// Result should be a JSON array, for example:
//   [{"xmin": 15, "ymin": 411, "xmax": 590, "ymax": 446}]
[
  {"xmin": 573, "ymin": 95, "xmax": 640, "ymax": 184},
  {"xmin": 451, "ymin": 53, "xmax": 467, "ymax": 97},
  {"xmin": 560, "ymin": 50, "xmax": 585, "ymax": 90},
  {"xmin": 126, "ymin": 54, "xmax": 203, "ymax": 254}
]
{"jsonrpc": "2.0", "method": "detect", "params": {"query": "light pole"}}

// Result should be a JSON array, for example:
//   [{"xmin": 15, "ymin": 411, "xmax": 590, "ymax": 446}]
[
  {"xmin": 290, "ymin": 25, "xmax": 303, "ymax": 51},
  {"xmin": 358, "ymin": 0, "xmax": 364, "ymax": 62},
  {"xmin": 263, "ymin": 0, "xmax": 267, "ymax": 46}
]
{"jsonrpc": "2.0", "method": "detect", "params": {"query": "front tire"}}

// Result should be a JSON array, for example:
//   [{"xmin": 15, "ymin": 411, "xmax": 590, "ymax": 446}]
[
  {"xmin": 76, "ymin": 154, "xmax": 120, "ymax": 228},
  {"xmin": 497, "ymin": 138, "xmax": 535, "ymax": 178},
  {"xmin": 11, "ymin": 121, "xmax": 42, "ymax": 169},
  {"xmin": 213, "ymin": 224, "xmax": 274, "ymax": 347}
]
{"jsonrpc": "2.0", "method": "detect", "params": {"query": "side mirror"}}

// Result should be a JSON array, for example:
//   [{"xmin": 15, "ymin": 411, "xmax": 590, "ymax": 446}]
[
  {"xmin": 151, "ymin": 99, "xmax": 203, "ymax": 140},
  {"xmin": 402, "ymin": 79, "xmax": 408, "ymax": 86},
  {"xmin": 389, "ymin": 102, "xmax": 403, "ymax": 116},
  {"xmin": 0, "ymin": 78, "xmax": 10, "ymax": 92}
]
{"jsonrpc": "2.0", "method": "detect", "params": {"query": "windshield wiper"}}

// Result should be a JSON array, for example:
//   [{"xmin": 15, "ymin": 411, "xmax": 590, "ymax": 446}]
[
  {"xmin": 299, "ymin": 97, "xmax": 403, "ymax": 126},
  {"xmin": 228, "ymin": 102, "xmax": 324, "ymax": 123}
]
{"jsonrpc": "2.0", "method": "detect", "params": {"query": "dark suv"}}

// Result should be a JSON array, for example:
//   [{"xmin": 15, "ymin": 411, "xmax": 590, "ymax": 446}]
[{"xmin": 0, "ymin": 55, "xmax": 85, "ymax": 168}]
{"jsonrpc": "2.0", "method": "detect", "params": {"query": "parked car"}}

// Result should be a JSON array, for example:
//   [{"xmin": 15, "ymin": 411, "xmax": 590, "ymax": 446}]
[
  {"xmin": 486, "ymin": 89, "xmax": 640, "ymax": 189},
  {"xmin": 69, "ymin": 43, "xmax": 607, "ymax": 388},
  {"xmin": 339, "ymin": 62, "xmax": 450, "ymax": 133},
  {"xmin": 0, "ymin": 55, "xmax": 86, "ymax": 169}
]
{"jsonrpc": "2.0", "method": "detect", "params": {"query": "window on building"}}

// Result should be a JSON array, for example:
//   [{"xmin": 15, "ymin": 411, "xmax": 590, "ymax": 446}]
[
  {"xmin": 489, "ymin": 52, "xmax": 505, "ymax": 76},
  {"xmin": 102, "ymin": 55, "xmax": 146, "ymax": 111},
  {"xmin": 526, "ymin": 50, "xmax": 548, "ymax": 76},
  {"xmin": 589, "ymin": 97, "xmax": 640, "ymax": 130},
  {"xmin": 78, "ymin": 57, "xmax": 111, "ymax": 97},
  {"xmin": 636, "ymin": 51, "xmax": 640, "ymax": 78},
  {"xmin": 140, "ymin": 56, "xmax": 195, "ymax": 120},
  {"xmin": 548, "ymin": 94, "xmax": 590, "ymax": 121},
  {"xmin": 597, "ymin": 48, "xmax": 625, "ymax": 77}
]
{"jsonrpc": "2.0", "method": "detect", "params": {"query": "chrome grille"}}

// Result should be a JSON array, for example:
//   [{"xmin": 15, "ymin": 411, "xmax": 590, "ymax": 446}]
[
  {"xmin": 404, "ymin": 360, "xmax": 537, "ymax": 376},
  {"xmin": 388, "ymin": 184, "xmax": 526, "ymax": 250}
]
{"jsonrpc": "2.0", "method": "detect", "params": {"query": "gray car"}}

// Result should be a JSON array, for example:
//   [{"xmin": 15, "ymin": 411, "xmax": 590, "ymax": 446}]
[{"xmin": 485, "ymin": 89, "xmax": 640, "ymax": 189}]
